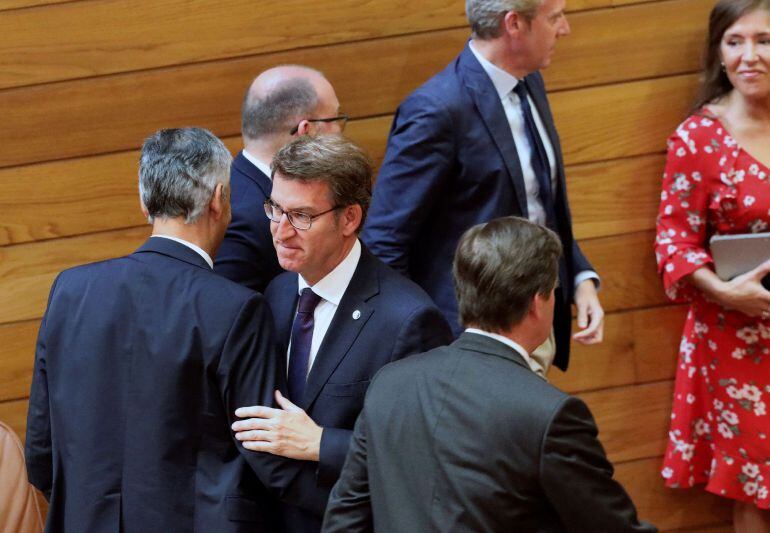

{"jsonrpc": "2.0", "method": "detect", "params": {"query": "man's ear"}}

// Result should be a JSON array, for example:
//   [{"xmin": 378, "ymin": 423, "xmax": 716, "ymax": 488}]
[
  {"xmin": 209, "ymin": 183, "xmax": 227, "ymax": 220},
  {"xmin": 294, "ymin": 119, "xmax": 312, "ymax": 136},
  {"xmin": 140, "ymin": 201, "xmax": 150, "ymax": 222},
  {"xmin": 503, "ymin": 10, "xmax": 525, "ymax": 36},
  {"xmin": 340, "ymin": 204, "xmax": 363, "ymax": 237}
]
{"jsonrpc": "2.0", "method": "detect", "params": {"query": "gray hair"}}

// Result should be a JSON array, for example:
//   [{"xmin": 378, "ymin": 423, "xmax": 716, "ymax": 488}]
[
  {"xmin": 453, "ymin": 216, "xmax": 561, "ymax": 332},
  {"xmin": 466, "ymin": 0, "xmax": 543, "ymax": 38},
  {"xmin": 242, "ymin": 77, "xmax": 318, "ymax": 140},
  {"xmin": 139, "ymin": 127, "xmax": 232, "ymax": 224}
]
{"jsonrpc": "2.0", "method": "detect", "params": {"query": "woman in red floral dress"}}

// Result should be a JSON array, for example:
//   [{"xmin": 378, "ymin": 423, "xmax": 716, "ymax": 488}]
[{"xmin": 655, "ymin": 0, "xmax": 770, "ymax": 530}]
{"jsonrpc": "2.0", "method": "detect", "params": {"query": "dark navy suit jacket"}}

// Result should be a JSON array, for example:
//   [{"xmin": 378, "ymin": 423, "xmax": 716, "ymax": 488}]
[
  {"xmin": 215, "ymin": 151, "xmax": 283, "ymax": 293},
  {"xmin": 264, "ymin": 245, "xmax": 453, "ymax": 532},
  {"xmin": 324, "ymin": 333, "xmax": 655, "ymax": 532},
  {"xmin": 361, "ymin": 44, "xmax": 593, "ymax": 370},
  {"xmin": 25, "ymin": 237, "xmax": 325, "ymax": 533}
]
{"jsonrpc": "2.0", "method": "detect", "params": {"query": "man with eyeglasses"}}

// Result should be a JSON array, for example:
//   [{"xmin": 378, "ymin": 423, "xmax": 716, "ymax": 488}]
[
  {"xmin": 215, "ymin": 65, "xmax": 348, "ymax": 293},
  {"xmin": 231, "ymin": 135, "xmax": 452, "ymax": 533}
]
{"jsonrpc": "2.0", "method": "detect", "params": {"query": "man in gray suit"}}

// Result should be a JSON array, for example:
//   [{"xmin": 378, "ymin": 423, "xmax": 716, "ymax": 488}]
[{"xmin": 323, "ymin": 216, "xmax": 656, "ymax": 532}]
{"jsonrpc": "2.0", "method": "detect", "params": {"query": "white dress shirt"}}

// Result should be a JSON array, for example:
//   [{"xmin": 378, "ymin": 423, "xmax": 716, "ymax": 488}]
[
  {"xmin": 468, "ymin": 42, "xmax": 598, "ymax": 290},
  {"xmin": 289, "ymin": 239, "xmax": 362, "ymax": 375},
  {"xmin": 242, "ymin": 149, "xmax": 273, "ymax": 179},
  {"xmin": 151, "ymin": 235, "xmax": 213, "ymax": 268},
  {"xmin": 465, "ymin": 328, "xmax": 547, "ymax": 379}
]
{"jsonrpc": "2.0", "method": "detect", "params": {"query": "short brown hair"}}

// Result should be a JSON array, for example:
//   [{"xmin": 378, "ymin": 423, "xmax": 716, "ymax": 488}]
[
  {"xmin": 271, "ymin": 135, "xmax": 372, "ymax": 231},
  {"xmin": 453, "ymin": 216, "xmax": 562, "ymax": 332},
  {"xmin": 694, "ymin": 0, "xmax": 770, "ymax": 109}
]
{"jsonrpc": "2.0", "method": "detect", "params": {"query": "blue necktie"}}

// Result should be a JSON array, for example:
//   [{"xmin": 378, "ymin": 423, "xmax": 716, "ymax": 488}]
[
  {"xmin": 513, "ymin": 82, "xmax": 557, "ymax": 230},
  {"xmin": 287, "ymin": 288, "xmax": 322, "ymax": 402}
]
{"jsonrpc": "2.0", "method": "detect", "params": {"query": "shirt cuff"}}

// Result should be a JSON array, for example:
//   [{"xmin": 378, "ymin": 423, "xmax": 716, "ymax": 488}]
[{"xmin": 574, "ymin": 271, "xmax": 600, "ymax": 291}]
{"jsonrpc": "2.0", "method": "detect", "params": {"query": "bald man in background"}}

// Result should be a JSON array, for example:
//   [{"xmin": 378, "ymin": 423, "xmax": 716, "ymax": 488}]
[{"xmin": 215, "ymin": 66, "xmax": 348, "ymax": 292}]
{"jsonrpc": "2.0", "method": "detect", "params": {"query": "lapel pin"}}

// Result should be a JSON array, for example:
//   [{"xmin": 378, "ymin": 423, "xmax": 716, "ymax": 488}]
[{"xmin": 352, "ymin": 310, "xmax": 361, "ymax": 320}]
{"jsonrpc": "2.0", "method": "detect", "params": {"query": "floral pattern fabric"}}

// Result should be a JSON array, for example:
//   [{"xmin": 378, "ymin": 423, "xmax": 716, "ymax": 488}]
[{"xmin": 655, "ymin": 113, "xmax": 770, "ymax": 509}]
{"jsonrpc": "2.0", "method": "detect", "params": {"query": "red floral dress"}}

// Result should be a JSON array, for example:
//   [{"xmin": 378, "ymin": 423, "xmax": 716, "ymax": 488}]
[{"xmin": 655, "ymin": 113, "xmax": 770, "ymax": 509}]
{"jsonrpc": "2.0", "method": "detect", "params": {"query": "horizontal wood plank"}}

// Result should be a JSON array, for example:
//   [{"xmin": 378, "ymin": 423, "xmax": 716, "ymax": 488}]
[
  {"xmin": 581, "ymin": 380, "xmax": 673, "ymax": 463},
  {"xmin": 0, "ymin": 320, "xmax": 39, "ymax": 402},
  {"xmin": 580, "ymin": 230, "xmax": 667, "ymax": 313},
  {"xmin": 551, "ymin": 304, "xmax": 685, "ymax": 393},
  {"xmin": 0, "ymin": 227, "xmax": 150, "ymax": 325},
  {"xmin": 0, "ymin": 0, "xmax": 467, "ymax": 90},
  {"xmin": 0, "ymin": 144, "xmax": 665, "ymax": 248},
  {"xmin": 2, "ymin": 304, "xmax": 687, "ymax": 404},
  {"xmin": 0, "ymin": 0, "xmax": 677, "ymax": 90},
  {"xmin": 545, "ymin": 0, "xmax": 709, "ymax": 90},
  {"xmin": 0, "ymin": 0, "xmax": 74, "ymax": 10},
  {"xmin": 0, "ymin": 0, "xmax": 704, "ymax": 169},
  {"xmin": 553, "ymin": 74, "xmax": 698, "ymax": 166},
  {"xmin": 617, "ymin": 457, "xmax": 732, "ymax": 531},
  {"xmin": 0, "ymin": 227, "xmax": 667, "ymax": 326},
  {"xmin": 568, "ymin": 153, "xmax": 665, "ymax": 240},
  {"xmin": 0, "ymin": 398, "xmax": 28, "ymax": 443}
]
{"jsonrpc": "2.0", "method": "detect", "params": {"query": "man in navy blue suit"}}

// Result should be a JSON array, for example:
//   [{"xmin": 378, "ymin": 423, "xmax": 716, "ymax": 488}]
[
  {"xmin": 231, "ymin": 135, "xmax": 453, "ymax": 532},
  {"xmin": 215, "ymin": 65, "xmax": 347, "ymax": 293},
  {"xmin": 25, "ymin": 128, "xmax": 325, "ymax": 532},
  {"xmin": 361, "ymin": 0, "xmax": 604, "ymax": 373}
]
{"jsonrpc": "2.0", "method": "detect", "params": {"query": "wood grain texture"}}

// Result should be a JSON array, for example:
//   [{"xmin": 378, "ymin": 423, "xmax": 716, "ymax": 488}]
[
  {"xmin": 581, "ymin": 380, "xmax": 673, "ymax": 463},
  {"xmin": 580, "ymin": 230, "xmax": 667, "ymax": 313},
  {"xmin": 553, "ymin": 74, "xmax": 698, "ymax": 166},
  {"xmin": 0, "ymin": 320, "xmax": 39, "ymax": 402},
  {"xmin": 0, "ymin": 399, "xmax": 28, "ymax": 442},
  {"xmin": 551, "ymin": 304, "xmax": 686, "ymax": 393},
  {"xmin": 0, "ymin": 226, "xmax": 150, "ymax": 325},
  {"xmin": 0, "ymin": 0, "xmax": 704, "ymax": 169},
  {"xmin": 568, "ymin": 153, "xmax": 665, "ymax": 240},
  {"xmin": 0, "ymin": 0, "xmax": 467, "ymax": 90},
  {"xmin": 617, "ymin": 457, "xmax": 733, "ymax": 531},
  {"xmin": 0, "ymin": 0, "xmax": 73, "ymax": 10}
]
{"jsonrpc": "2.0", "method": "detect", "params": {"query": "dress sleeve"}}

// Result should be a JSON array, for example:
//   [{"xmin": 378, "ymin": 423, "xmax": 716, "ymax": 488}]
[{"xmin": 655, "ymin": 125, "xmax": 714, "ymax": 302}]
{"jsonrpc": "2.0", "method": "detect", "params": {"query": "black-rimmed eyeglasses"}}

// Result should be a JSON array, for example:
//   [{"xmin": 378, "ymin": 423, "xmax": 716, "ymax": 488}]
[
  {"xmin": 264, "ymin": 199, "xmax": 340, "ymax": 230},
  {"xmin": 289, "ymin": 114, "xmax": 349, "ymax": 135}
]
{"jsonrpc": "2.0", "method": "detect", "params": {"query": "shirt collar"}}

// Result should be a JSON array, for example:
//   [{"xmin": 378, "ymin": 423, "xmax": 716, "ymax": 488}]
[
  {"xmin": 242, "ymin": 149, "xmax": 273, "ymax": 180},
  {"xmin": 151, "ymin": 235, "xmax": 214, "ymax": 269},
  {"xmin": 464, "ymin": 328, "xmax": 530, "ymax": 360},
  {"xmin": 468, "ymin": 40, "xmax": 520, "ymax": 100},
  {"xmin": 298, "ymin": 239, "xmax": 361, "ymax": 306}
]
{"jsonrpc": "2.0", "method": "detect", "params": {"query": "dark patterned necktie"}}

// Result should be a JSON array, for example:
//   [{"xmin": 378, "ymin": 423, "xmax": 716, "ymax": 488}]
[
  {"xmin": 287, "ymin": 288, "xmax": 323, "ymax": 402},
  {"xmin": 513, "ymin": 81, "xmax": 557, "ymax": 230}
]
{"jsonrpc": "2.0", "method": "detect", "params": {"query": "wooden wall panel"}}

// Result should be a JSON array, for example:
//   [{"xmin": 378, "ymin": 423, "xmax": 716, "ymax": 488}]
[
  {"xmin": 0, "ymin": 0, "xmax": 704, "ymax": 169},
  {"xmin": 0, "ymin": 0, "xmax": 723, "ymax": 529},
  {"xmin": 0, "ymin": 320, "xmax": 39, "ymax": 402},
  {"xmin": 617, "ymin": 458, "xmax": 732, "ymax": 530},
  {"xmin": 0, "ymin": 226, "xmax": 149, "ymax": 324}
]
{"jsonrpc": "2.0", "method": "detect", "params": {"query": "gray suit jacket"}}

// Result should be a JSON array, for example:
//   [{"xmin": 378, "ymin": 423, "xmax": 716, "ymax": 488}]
[{"xmin": 323, "ymin": 332, "xmax": 656, "ymax": 533}]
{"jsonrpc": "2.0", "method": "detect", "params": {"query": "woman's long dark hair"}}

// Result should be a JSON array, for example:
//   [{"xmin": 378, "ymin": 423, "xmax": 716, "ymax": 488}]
[{"xmin": 693, "ymin": 0, "xmax": 770, "ymax": 110}]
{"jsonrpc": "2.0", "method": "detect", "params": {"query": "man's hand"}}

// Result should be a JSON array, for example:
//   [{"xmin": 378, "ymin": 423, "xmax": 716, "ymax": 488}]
[
  {"xmin": 572, "ymin": 279, "xmax": 604, "ymax": 345},
  {"xmin": 232, "ymin": 390, "xmax": 323, "ymax": 461}
]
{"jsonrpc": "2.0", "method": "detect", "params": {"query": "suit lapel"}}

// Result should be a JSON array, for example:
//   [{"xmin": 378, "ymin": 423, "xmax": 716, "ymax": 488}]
[
  {"xmin": 269, "ymin": 275, "xmax": 299, "ymax": 357},
  {"xmin": 300, "ymin": 249, "xmax": 379, "ymax": 411},
  {"xmin": 459, "ymin": 45, "xmax": 529, "ymax": 218}
]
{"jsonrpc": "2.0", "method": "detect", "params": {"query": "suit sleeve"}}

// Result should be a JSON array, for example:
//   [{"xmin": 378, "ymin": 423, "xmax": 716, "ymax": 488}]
[
  {"xmin": 316, "ymin": 304, "xmax": 452, "ymax": 485},
  {"xmin": 214, "ymin": 185, "xmax": 282, "ymax": 293},
  {"xmin": 25, "ymin": 276, "xmax": 60, "ymax": 500},
  {"xmin": 322, "ymin": 405, "xmax": 373, "ymax": 532},
  {"xmin": 539, "ymin": 397, "xmax": 657, "ymax": 533},
  {"xmin": 361, "ymin": 92, "xmax": 455, "ymax": 273},
  {"xmin": 218, "ymin": 293, "xmax": 327, "ymax": 516}
]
